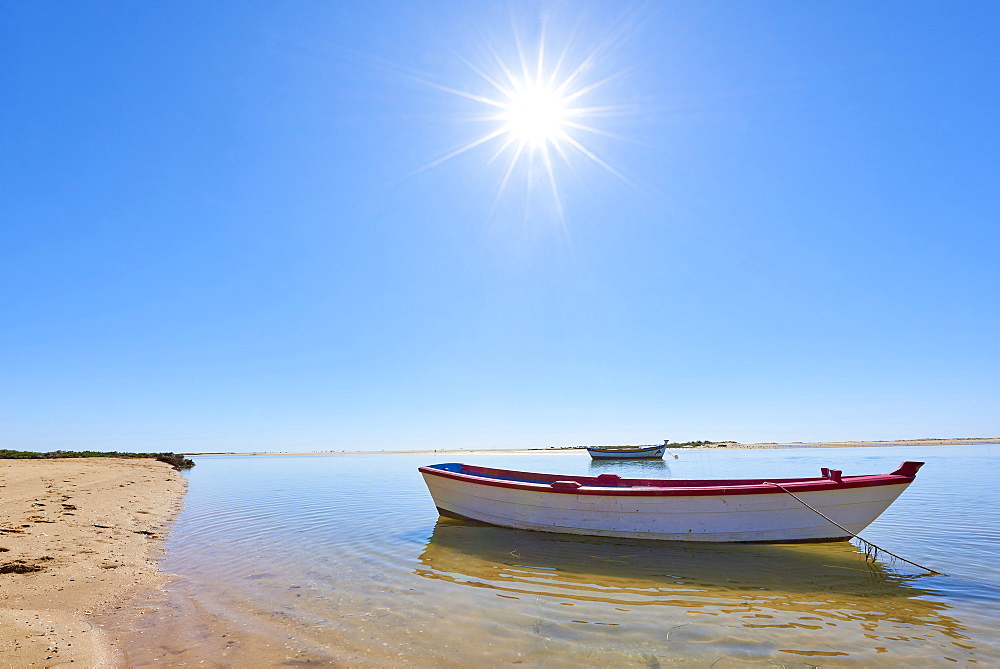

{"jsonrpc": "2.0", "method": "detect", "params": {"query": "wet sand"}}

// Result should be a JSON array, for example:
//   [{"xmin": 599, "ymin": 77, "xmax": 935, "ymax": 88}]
[{"xmin": 0, "ymin": 458, "xmax": 186, "ymax": 666}]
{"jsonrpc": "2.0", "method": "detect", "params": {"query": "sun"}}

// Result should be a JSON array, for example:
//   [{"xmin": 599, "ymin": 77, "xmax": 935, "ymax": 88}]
[
  {"xmin": 411, "ymin": 22, "xmax": 633, "ymax": 218},
  {"xmin": 501, "ymin": 81, "xmax": 569, "ymax": 148}
]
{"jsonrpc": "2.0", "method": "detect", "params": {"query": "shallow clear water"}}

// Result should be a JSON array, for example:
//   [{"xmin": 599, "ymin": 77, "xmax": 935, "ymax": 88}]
[{"xmin": 117, "ymin": 445, "xmax": 1000, "ymax": 666}]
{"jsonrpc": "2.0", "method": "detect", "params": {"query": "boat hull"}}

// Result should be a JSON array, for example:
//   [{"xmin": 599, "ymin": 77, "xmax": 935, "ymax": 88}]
[
  {"xmin": 419, "ymin": 464, "xmax": 919, "ymax": 543},
  {"xmin": 587, "ymin": 445, "xmax": 666, "ymax": 459}
]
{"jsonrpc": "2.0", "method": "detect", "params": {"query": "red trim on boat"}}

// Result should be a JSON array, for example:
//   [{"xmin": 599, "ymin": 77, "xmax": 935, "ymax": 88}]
[
  {"xmin": 418, "ymin": 462, "xmax": 924, "ymax": 497},
  {"xmin": 890, "ymin": 461, "xmax": 924, "ymax": 477}
]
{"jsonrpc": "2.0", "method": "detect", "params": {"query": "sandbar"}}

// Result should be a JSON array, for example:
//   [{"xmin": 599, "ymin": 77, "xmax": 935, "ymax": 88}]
[
  {"xmin": 0, "ymin": 458, "xmax": 186, "ymax": 666},
  {"xmin": 190, "ymin": 437, "xmax": 998, "ymax": 457}
]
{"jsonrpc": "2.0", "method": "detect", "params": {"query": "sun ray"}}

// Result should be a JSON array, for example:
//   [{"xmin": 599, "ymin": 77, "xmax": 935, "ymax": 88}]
[
  {"xmin": 453, "ymin": 53, "xmax": 514, "ymax": 102},
  {"xmin": 562, "ymin": 69, "xmax": 632, "ymax": 104},
  {"xmin": 545, "ymin": 28, "xmax": 574, "ymax": 90},
  {"xmin": 406, "ymin": 126, "xmax": 510, "ymax": 177},
  {"xmin": 560, "ymin": 133, "xmax": 637, "ymax": 189},
  {"xmin": 565, "ymin": 104, "xmax": 636, "ymax": 117},
  {"xmin": 495, "ymin": 142, "xmax": 526, "ymax": 206},
  {"xmin": 562, "ymin": 120, "xmax": 634, "ymax": 143},
  {"xmin": 486, "ymin": 44, "xmax": 520, "ymax": 92},
  {"xmin": 486, "ymin": 133, "xmax": 521, "ymax": 166},
  {"xmin": 539, "ymin": 143, "xmax": 565, "ymax": 221},
  {"xmin": 414, "ymin": 77, "xmax": 509, "ymax": 109}
]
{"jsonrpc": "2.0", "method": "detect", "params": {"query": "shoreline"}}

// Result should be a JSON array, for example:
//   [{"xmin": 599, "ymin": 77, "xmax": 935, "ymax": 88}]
[
  {"xmin": 0, "ymin": 458, "xmax": 187, "ymax": 666},
  {"xmin": 3, "ymin": 439, "xmax": 989, "ymax": 664},
  {"xmin": 188, "ymin": 437, "xmax": 998, "ymax": 457}
]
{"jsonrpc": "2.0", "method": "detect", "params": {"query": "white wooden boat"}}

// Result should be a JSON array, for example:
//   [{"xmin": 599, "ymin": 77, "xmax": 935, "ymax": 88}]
[
  {"xmin": 418, "ymin": 461, "xmax": 924, "ymax": 543},
  {"xmin": 587, "ymin": 442, "xmax": 667, "ymax": 459}
]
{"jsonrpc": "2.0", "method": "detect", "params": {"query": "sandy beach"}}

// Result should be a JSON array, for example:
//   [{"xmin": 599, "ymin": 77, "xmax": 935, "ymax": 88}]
[{"xmin": 0, "ymin": 458, "xmax": 186, "ymax": 667}]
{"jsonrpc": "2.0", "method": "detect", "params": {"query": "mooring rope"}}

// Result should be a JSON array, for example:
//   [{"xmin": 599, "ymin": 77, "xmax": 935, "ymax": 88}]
[{"xmin": 763, "ymin": 481, "xmax": 943, "ymax": 575}]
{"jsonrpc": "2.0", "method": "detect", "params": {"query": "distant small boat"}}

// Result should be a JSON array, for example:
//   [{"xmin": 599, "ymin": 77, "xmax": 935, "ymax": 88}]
[
  {"xmin": 587, "ymin": 441, "xmax": 668, "ymax": 459},
  {"xmin": 418, "ymin": 461, "xmax": 924, "ymax": 543}
]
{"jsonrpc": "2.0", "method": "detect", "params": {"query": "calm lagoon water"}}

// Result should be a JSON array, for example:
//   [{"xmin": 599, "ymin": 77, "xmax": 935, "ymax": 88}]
[{"xmin": 116, "ymin": 445, "xmax": 1000, "ymax": 666}]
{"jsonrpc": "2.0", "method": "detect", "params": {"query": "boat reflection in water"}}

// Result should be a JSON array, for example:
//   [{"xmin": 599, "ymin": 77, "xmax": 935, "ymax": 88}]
[
  {"xmin": 416, "ymin": 519, "xmax": 975, "ymax": 665},
  {"xmin": 587, "ymin": 459, "xmax": 670, "ymax": 475}
]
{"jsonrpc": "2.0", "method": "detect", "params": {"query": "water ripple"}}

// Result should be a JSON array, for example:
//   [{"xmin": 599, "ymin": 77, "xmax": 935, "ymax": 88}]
[{"xmin": 134, "ymin": 448, "xmax": 1000, "ymax": 666}]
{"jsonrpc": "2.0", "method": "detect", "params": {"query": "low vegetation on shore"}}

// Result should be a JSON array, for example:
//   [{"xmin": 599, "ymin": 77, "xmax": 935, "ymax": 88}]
[
  {"xmin": 669, "ymin": 441, "xmax": 720, "ymax": 447},
  {"xmin": 0, "ymin": 450, "xmax": 195, "ymax": 469},
  {"xmin": 562, "ymin": 441, "xmax": 723, "ymax": 449}
]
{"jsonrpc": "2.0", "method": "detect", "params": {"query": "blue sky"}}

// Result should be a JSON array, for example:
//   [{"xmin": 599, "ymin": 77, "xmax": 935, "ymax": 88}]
[{"xmin": 2, "ymin": 1, "xmax": 998, "ymax": 452}]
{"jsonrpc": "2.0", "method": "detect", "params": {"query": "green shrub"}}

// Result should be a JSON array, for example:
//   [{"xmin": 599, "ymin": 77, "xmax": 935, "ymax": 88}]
[{"xmin": 0, "ymin": 450, "xmax": 194, "ymax": 469}]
